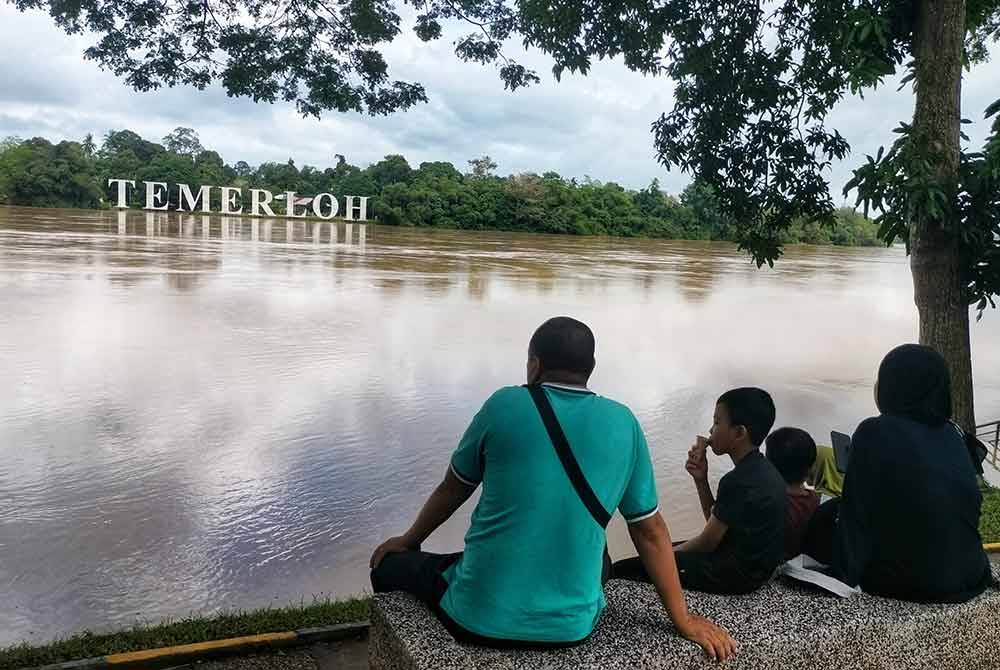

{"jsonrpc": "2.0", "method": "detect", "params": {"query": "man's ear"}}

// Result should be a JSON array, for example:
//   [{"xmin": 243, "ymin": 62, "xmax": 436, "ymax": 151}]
[{"xmin": 527, "ymin": 354, "xmax": 542, "ymax": 384}]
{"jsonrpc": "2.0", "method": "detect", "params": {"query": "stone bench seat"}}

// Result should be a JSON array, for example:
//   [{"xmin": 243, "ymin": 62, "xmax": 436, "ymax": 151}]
[{"xmin": 370, "ymin": 565, "xmax": 1000, "ymax": 670}]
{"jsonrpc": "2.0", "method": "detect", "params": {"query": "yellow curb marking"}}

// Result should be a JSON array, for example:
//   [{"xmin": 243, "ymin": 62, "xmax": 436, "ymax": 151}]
[
  {"xmin": 106, "ymin": 632, "xmax": 297, "ymax": 665},
  {"xmin": 985, "ymin": 543, "xmax": 1000, "ymax": 553}
]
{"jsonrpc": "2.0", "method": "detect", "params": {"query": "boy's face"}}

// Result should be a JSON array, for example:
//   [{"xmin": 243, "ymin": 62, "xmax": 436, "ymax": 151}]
[{"xmin": 709, "ymin": 402, "xmax": 743, "ymax": 455}]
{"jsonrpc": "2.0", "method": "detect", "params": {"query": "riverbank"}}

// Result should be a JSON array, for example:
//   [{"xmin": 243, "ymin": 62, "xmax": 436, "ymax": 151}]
[
  {"xmin": 5, "ymin": 509, "xmax": 999, "ymax": 670},
  {"xmin": 0, "ymin": 598, "xmax": 368, "ymax": 670},
  {"xmin": 1, "ymin": 199, "xmax": 882, "ymax": 249}
]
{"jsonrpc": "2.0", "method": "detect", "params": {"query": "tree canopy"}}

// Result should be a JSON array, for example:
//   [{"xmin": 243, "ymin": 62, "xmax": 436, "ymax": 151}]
[{"xmin": 163, "ymin": 127, "xmax": 205, "ymax": 158}]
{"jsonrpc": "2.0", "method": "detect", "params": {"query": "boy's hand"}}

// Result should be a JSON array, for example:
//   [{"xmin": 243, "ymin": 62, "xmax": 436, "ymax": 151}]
[
  {"xmin": 685, "ymin": 436, "xmax": 709, "ymax": 482},
  {"xmin": 677, "ymin": 614, "xmax": 737, "ymax": 661}
]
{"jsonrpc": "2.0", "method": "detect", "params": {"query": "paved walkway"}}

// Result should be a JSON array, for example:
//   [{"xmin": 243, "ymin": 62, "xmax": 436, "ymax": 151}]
[{"xmin": 173, "ymin": 639, "xmax": 368, "ymax": 670}]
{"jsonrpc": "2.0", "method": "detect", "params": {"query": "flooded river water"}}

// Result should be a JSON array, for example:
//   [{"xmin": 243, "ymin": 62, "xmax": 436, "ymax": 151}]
[{"xmin": 1, "ymin": 206, "xmax": 997, "ymax": 644}]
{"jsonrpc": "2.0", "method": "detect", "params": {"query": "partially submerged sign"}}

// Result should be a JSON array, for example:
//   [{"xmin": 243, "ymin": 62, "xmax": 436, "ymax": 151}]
[{"xmin": 107, "ymin": 179, "xmax": 369, "ymax": 221}]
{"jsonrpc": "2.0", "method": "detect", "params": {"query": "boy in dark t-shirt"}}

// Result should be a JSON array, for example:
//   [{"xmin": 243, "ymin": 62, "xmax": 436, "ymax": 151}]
[
  {"xmin": 614, "ymin": 388, "xmax": 787, "ymax": 594},
  {"xmin": 765, "ymin": 427, "xmax": 821, "ymax": 560}
]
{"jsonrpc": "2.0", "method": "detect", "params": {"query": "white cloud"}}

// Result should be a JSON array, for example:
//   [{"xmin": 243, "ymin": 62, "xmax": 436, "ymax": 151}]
[{"xmin": 0, "ymin": 4, "xmax": 997, "ymax": 196}]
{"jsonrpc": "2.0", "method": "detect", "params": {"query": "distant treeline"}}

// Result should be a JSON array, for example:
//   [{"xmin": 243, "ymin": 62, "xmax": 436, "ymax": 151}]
[{"xmin": 0, "ymin": 128, "xmax": 880, "ymax": 246}]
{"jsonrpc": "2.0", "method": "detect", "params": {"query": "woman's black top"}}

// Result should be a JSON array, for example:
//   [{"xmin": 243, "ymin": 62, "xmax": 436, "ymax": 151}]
[{"xmin": 834, "ymin": 414, "xmax": 992, "ymax": 603}]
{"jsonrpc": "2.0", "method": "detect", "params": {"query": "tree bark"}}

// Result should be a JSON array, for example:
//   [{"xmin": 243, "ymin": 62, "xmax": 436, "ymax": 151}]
[{"xmin": 911, "ymin": 0, "xmax": 975, "ymax": 431}]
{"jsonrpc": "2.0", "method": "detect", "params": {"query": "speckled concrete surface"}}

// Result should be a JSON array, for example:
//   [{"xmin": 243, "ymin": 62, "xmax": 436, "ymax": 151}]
[{"xmin": 371, "ymin": 566, "xmax": 1000, "ymax": 669}]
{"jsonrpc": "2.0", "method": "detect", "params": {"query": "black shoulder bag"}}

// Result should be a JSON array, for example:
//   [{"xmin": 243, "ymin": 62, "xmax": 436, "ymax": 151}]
[
  {"xmin": 524, "ymin": 384, "xmax": 611, "ymax": 528},
  {"xmin": 952, "ymin": 421, "xmax": 988, "ymax": 477}
]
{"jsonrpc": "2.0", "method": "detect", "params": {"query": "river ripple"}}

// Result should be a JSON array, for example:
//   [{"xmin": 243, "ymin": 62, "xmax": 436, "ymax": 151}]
[{"xmin": 1, "ymin": 206, "xmax": 997, "ymax": 644}]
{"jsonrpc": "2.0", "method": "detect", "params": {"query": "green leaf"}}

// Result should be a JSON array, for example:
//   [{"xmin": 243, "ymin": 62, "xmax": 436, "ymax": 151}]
[
  {"xmin": 985, "ymin": 98, "xmax": 1000, "ymax": 119},
  {"xmin": 874, "ymin": 21, "xmax": 887, "ymax": 49},
  {"xmin": 859, "ymin": 22, "xmax": 872, "ymax": 43}
]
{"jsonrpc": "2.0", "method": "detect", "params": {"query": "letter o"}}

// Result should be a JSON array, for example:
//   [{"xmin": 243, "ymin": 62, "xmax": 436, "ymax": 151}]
[{"xmin": 312, "ymin": 193, "xmax": 339, "ymax": 220}]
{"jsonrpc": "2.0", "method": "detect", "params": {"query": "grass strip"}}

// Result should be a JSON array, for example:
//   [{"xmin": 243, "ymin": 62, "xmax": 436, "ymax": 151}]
[
  {"xmin": 0, "ymin": 597, "xmax": 369, "ymax": 670},
  {"xmin": 981, "ymin": 485, "xmax": 1000, "ymax": 545}
]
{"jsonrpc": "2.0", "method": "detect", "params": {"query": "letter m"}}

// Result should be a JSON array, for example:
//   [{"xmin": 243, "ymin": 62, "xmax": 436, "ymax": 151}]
[{"xmin": 178, "ymin": 184, "xmax": 213, "ymax": 213}]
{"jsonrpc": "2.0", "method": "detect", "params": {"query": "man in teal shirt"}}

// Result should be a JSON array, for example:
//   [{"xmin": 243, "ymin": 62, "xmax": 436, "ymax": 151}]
[{"xmin": 370, "ymin": 317, "xmax": 735, "ymax": 660}]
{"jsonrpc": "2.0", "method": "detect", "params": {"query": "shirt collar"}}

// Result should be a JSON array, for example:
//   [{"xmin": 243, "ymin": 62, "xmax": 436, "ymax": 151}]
[{"xmin": 541, "ymin": 382, "xmax": 594, "ymax": 394}]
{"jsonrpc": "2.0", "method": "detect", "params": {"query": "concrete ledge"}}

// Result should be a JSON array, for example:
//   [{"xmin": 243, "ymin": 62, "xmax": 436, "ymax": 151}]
[{"xmin": 370, "ymin": 566, "xmax": 1000, "ymax": 670}]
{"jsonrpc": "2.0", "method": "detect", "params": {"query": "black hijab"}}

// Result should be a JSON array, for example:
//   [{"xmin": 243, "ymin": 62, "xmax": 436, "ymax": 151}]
[{"xmin": 876, "ymin": 344, "xmax": 953, "ymax": 426}]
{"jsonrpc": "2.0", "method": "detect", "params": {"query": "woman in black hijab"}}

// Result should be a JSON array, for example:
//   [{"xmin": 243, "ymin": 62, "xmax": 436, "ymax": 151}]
[
  {"xmin": 805, "ymin": 344, "xmax": 993, "ymax": 602},
  {"xmin": 874, "ymin": 343, "xmax": 953, "ymax": 425}
]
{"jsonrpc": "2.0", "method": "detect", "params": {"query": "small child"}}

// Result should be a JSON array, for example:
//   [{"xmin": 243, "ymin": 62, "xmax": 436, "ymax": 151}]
[
  {"xmin": 807, "ymin": 444, "xmax": 844, "ymax": 498},
  {"xmin": 765, "ymin": 427, "xmax": 821, "ymax": 560}
]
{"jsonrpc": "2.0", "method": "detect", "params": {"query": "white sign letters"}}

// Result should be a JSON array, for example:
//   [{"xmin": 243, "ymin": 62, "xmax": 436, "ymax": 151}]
[{"xmin": 108, "ymin": 179, "xmax": 369, "ymax": 221}]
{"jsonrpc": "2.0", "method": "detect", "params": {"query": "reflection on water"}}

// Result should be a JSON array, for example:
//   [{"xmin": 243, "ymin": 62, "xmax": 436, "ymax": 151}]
[
  {"xmin": 1, "ymin": 205, "xmax": 998, "ymax": 645},
  {"xmin": 119, "ymin": 211, "xmax": 370, "ymax": 246}
]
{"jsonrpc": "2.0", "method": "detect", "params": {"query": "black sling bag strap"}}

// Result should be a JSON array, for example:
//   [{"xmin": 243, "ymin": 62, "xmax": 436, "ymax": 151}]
[{"xmin": 525, "ymin": 384, "xmax": 612, "ymax": 528}]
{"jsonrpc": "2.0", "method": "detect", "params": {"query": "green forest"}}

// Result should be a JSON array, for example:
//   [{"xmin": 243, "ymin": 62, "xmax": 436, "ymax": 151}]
[{"xmin": 0, "ymin": 128, "xmax": 881, "ymax": 246}]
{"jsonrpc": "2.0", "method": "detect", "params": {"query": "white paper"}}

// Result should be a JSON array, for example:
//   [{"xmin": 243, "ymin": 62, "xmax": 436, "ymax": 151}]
[{"xmin": 778, "ymin": 555, "xmax": 861, "ymax": 598}]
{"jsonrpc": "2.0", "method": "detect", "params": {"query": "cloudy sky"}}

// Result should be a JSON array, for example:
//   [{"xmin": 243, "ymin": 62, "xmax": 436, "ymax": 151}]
[{"xmin": 1, "ymin": 3, "xmax": 997, "ymax": 195}]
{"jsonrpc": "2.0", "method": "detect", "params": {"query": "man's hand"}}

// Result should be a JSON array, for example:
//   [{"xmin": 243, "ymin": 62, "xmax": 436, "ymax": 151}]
[
  {"xmin": 676, "ymin": 613, "xmax": 737, "ymax": 661},
  {"xmin": 627, "ymin": 514, "xmax": 735, "ymax": 662},
  {"xmin": 370, "ymin": 535, "xmax": 418, "ymax": 569},
  {"xmin": 685, "ymin": 436, "xmax": 709, "ymax": 482},
  {"xmin": 369, "ymin": 468, "xmax": 477, "ymax": 571}
]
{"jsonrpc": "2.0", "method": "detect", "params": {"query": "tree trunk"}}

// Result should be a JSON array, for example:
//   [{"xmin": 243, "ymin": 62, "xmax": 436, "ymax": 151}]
[{"xmin": 911, "ymin": 0, "xmax": 975, "ymax": 431}]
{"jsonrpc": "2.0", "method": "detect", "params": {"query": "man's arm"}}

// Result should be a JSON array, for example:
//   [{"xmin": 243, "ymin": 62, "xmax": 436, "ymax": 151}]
[
  {"xmin": 370, "ymin": 468, "xmax": 476, "ymax": 569},
  {"xmin": 674, "ymin": 514, "xmax": 728, "ymax": 553},
  {"xmin": 628, "ymin": 512, "xmax": 737, "ymax": 661}
]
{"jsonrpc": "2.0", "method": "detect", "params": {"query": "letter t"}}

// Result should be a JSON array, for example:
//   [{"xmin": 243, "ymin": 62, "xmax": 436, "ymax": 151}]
[{"xmin": 108, "ymin": 179, "xmax": 135, "ymax": 209}]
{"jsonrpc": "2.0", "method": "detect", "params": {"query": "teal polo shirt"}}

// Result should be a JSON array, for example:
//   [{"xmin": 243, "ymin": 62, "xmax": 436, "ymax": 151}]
[{"xmin": 440, "ymin": 383, "xmax": 659, "ymax": 643}]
